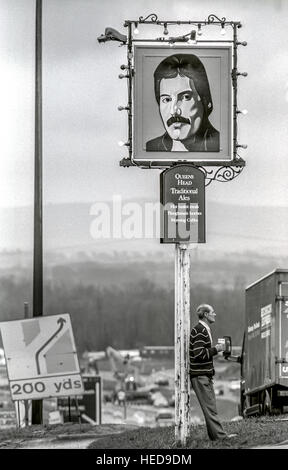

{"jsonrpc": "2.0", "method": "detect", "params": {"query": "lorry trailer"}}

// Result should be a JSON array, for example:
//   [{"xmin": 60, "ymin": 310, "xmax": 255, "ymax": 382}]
[{"xmin": 240, "ymin": 269, "xmax": 288, "ymax": 416}]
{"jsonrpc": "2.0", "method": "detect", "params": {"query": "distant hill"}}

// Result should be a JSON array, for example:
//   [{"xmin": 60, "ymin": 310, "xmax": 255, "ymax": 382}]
[
  {"xmin": 0, "ymin": 200, "xmax": 288, "ymax": 289},
  {"xmin": 0, "ymin": 200, "xmax": 287, "ymax": 256},
  {"xmin": 0, "ymin": 200, "xmax": 287, "ymax": 290}
]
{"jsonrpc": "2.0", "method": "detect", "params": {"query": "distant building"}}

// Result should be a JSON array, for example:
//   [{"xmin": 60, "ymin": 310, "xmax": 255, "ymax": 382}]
[{"xmin": 140, "ymin": 346, "xmax": 174, "ymax": 359}]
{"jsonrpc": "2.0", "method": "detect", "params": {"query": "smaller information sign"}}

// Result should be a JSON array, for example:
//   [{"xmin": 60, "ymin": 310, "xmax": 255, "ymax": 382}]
[
  {"xmin": 58, "ymin": 375, "xmax": 102, "ymax": 424},
  {"xmin": 160, "ymin": 165, "xmax": 206, "ymax": 244}
]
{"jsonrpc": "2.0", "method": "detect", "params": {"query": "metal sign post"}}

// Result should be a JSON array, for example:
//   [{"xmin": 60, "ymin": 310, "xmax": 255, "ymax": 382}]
[
  {"xmin": 175, "ymin": 244, "xmax": 190, "ymax": 446},
  {"xmin": 32, "ymin": 0, "xmax": 43, "ymax": 426},
  {"xmin": 24, "ymin": 303, "xmax": 30, "ymax": 426},
  {"xmin": 123, "ymin": 397, "xmax": 127, "ymax": 421}
]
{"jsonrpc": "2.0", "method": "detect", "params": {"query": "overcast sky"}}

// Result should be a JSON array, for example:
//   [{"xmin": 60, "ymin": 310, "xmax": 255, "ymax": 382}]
[{"xmin": 1, "ymin": 0, "xmax": 288, "ymax": 210}]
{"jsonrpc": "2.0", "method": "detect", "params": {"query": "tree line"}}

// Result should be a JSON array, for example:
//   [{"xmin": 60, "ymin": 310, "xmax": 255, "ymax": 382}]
[{"xmin": 0, "ymin": 275, "xmax": 245, "ymax": 353}]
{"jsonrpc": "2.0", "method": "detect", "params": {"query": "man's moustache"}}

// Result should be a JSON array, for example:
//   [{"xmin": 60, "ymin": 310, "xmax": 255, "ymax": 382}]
[{"xmin": 167, "ymin": 116, "xmax": 191, "ymax": 127}]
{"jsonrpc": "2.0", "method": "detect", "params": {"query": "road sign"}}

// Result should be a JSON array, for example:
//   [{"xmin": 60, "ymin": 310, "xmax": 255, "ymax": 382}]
[
  {"xmin": 160, "ymin": 164, "xmax": 205, "ymax": 243},
  {"xmin": 0, "ymin": 314, "xmax": 84, "ymax": 401}
]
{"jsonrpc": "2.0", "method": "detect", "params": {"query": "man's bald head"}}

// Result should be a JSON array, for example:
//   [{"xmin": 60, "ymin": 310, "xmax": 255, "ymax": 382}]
[{"xmin": 196, "ymin": 304, "xmax": 213, "ymax": 319}]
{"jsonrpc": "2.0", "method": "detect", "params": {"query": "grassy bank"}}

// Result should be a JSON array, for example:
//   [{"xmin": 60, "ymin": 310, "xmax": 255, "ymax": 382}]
[
  {"xmin": 88, "ymin": 417, "xmax": 288, "ymax": 449},
  {"xmin": 0, "ymin": 417, "xmax": 288, "ymax": 449},
  {"xmin": 0, "ymin": 423, "xmax": 129, "ymax": 448}
]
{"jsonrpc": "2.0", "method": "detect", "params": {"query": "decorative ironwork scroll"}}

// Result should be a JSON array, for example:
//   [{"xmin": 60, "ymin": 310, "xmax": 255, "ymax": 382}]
[
  {"xmin": 207, "ymin": 14, "xmax": 227, "ymax": 24},
  {"xmin": 138, "ymin": 13, "xmax": 158, "ymax": 23},
  {"xmin": 199, "ymin": 164, "xmax": 245, "ymax": 186}
]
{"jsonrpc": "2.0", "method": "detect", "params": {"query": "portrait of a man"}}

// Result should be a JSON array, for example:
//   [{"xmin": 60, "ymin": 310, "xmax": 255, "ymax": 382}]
[{"xmin": 146, "ymin": 54, "xmax": 220, "ymax": 153}]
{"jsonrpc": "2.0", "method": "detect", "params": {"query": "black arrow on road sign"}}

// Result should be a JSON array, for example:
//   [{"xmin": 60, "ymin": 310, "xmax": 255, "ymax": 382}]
[{"xmin": 35, "ymin": 317, "xmax": 66, "ymax": 375}]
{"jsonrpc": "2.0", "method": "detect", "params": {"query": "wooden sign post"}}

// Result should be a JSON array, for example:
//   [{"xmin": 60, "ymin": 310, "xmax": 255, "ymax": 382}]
[{"xmin": 175, "ymin": 243, "xmax": 190, "ymax": 446}]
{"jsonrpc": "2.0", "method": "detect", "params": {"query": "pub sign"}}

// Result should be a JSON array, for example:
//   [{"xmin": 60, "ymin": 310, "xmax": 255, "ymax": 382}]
[{"xmin": 160, "ymin": 165, "xmax": 205, "ymax": 243}]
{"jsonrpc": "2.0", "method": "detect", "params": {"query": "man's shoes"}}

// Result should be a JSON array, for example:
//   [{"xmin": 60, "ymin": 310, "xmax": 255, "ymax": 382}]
[{"xmin": 218, "ymin": 433, "xmax": 237, "ymax": 440}]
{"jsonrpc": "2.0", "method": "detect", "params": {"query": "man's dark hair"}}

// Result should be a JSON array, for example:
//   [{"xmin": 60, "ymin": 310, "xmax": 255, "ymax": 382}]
[{"xmin": 154, "ymin": 54, "xmax": 213, "ymax": 117}]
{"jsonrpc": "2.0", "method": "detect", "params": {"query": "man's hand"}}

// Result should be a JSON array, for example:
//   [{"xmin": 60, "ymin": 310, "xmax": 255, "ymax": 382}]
[{"xmin": 215, "ymin": 343, "xmax": 225, "ymax": 353}]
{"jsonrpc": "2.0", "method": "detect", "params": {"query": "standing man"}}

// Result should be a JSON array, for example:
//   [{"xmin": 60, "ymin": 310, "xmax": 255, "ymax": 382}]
[{"xmin": 189, "ymin": 304, "xmax": 236, "ymax": 440}]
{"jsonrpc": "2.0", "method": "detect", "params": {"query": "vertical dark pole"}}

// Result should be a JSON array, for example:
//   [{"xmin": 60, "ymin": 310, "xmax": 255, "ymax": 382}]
[
  {"xmin": 16, "ymin": 401, "xmax": 20, "ymax": 428},
  {"xmin": 24, "ymin": 303, "xmax": 30, "ymax": 426},
  {"xmin": 32, "ymin": 0, "xmax": 43, "ymax": 425},
  {"xmin": 74, "ymin": 398, "xmax": 82, "ymax": 431}
]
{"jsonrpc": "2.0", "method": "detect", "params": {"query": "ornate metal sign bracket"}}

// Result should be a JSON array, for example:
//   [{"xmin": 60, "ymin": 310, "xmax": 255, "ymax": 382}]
[
  {"xmin": 98, "ymin": 13, "xmax": 247, "ymax": 185},
  {"xmin": 120, "ymin": 157, "xmax": 245, "ymax": 186},
  {"xmin": 199, "ymin": 161, "xmax": 245, "ymax": 186}
]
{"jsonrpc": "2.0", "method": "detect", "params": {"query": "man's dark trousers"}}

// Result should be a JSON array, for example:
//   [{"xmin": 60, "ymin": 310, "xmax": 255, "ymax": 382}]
[{"xmin": 191, "ymin": 375, "xmax": 227, "ymax": 440}]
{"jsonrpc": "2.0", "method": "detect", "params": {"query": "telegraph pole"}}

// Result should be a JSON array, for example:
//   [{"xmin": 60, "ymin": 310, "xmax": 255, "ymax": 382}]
[{"xmin": 32, "ymin": 0, "xmax": 43, "ymax": 425}]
